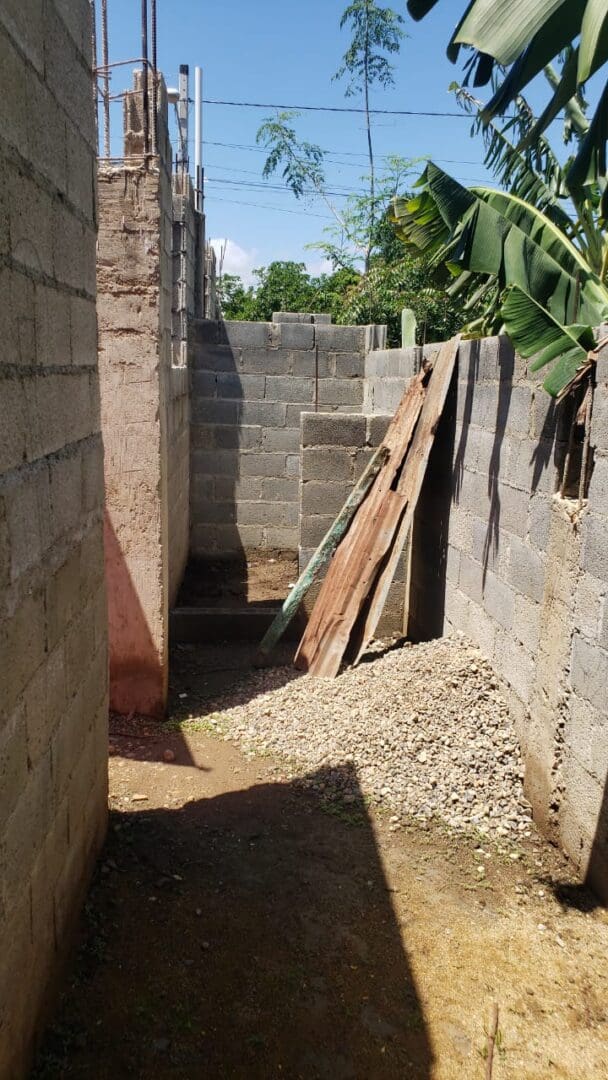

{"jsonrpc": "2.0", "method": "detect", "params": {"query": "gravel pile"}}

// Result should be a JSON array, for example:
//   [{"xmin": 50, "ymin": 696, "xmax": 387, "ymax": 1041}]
[{"xmin": 204, "ymin": 637, "xmax": 533, "ymax": 839}]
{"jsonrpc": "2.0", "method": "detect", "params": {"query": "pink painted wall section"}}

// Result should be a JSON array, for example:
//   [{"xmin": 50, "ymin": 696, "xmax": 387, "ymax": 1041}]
[{"xmin": 104, "ymin": 513, "xmax": 166, "ymax": 717}]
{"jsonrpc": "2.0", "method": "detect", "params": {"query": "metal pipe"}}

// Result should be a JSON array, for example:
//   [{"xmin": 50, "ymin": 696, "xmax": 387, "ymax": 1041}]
[
  {"xmin": 151, "ymin": 0, "xmax": 158, "ymax": 155},
  {"xmin": 141, "ymin": 0, "xmax": 149, "ymax": 157},
  {"xmin": 194, "ymin": 66, "xmax": 202, "ymax": 211},
  {"xmin": 178, "ymin": 64, "xmax": 189, "ymax": 175},
  {"xmin": 101, "ymin": 0, "xmax": 110, "ymax": 158}
]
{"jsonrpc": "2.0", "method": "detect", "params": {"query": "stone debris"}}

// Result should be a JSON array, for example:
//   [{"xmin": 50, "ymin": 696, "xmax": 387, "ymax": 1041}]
[{"xmin": 206, "ymin": 637, "xmax": 533, "ymax": 838}]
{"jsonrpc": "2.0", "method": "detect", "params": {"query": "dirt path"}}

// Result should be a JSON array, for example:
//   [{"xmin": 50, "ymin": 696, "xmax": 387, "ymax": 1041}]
[{"xmin": 34, "ymin": 651, "xmax": 608, "ymax": 1079}]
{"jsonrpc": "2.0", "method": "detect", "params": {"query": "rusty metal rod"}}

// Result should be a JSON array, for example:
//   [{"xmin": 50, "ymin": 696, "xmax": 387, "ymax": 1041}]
[
  {"xmin": 151, "ymin": 0, "xmax": 158, "ymax": 155},
  {"xmin": 90, "ymin": 1, "xmax": 98, "ymax": 146},
  {"xmin": 141, "ymin": 0, "xmax": 150, "ymax": 157},
  {"xmin": 101, "ymin": 0, "xmax": 110, "ymax": 158}
]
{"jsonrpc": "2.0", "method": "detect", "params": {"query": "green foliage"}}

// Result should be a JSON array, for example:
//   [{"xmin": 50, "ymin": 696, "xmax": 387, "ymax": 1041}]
[
  {"xmin": 392, "ymin": 158, "xmax": 608, "ymax": 394},
  {"xmin": 333, "ymin": 1, "xmax": 406, "ymax": 97},
  {"xmin": 406, "ymin": 0, "xmax": 608, "ymax": 202},
  {"xmin": 219, "ymin": 254, "xmax": 470, "ymax": 348},
  {"xmin": 256, "ymin": 111, "xmax": 325, "ymax": 199}
]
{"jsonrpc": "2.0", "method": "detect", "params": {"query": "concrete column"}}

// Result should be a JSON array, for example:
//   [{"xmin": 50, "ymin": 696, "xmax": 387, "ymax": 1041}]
[{"xmin": 97, "ymin": 77, "xmax": 173, "ymax": 717}]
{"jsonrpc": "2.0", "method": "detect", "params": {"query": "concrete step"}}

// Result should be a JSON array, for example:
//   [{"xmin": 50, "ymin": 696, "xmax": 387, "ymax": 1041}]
[{"xmin": 170, "ymin": 604, "xmax": 304, "ymax": 644}]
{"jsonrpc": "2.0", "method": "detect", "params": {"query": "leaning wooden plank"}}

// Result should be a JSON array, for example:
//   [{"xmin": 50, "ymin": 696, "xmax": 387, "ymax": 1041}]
[
  {"xmin": 256, "ymin": 442, "xmax": 390, "ymax": 659},
  {"xmin": 351, "ymin": 334, "xmax": 461, "ymax": 664},
  {"xmin": 294, "ymin": 369, "xmax": 429, "ymax": 678}
]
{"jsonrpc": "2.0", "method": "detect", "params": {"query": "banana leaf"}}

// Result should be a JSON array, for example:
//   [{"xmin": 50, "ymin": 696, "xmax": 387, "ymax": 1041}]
[
  {"xmin": 391, "ymin": 164, "xmax": 608, "ymax": 328},
  {"xmin": 501, "ymin": 285, "xmax": 596, "ymax": 395}
]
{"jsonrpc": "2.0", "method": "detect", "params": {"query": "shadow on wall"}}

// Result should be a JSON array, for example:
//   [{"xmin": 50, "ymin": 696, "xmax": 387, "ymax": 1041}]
[
  {"xmin": 188, "ymin": 323, "xmax": 249, "ymax": 601},
  {"xmin": 104, "ymin": 513, "xmax": 167, "ymax": 718},
  {"xmin": 34, "ymin": 764, "xmax": 433, "ymax": 1078},
  {"xmin": 407, "ymin": 363, "xmax": 458, "ymax": 641}
]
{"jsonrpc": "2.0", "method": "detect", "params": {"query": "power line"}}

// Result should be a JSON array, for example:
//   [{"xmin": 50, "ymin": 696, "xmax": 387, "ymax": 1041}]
[
  {"xmin": 203, "ymin": 97, "xmax": 471, "ymax": 118},
  {"xmin": 204, "ymin": 194, "xmax": 333, "ymax": 219}
]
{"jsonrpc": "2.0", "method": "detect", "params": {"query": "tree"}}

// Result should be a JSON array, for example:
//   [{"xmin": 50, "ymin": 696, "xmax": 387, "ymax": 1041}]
[
  {"xmin": 406, "ymin": 0, "xmax": 608, "ymax": 204},
  {"xmin": 391, "ymin": 86, "xmax": 608, "ymax": 395},
  {"xmin": 333, "ymin": 2, "xmax": 406, "ymax": 269}
]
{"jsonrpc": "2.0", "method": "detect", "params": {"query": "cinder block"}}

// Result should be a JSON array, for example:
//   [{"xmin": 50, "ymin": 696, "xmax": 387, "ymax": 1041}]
[
  {"xmin": 279, "ymin": 323, "xmax": 315, "ymax": 350},
  {"xmin": 262, "ymin": 427, "xmax": 301, "ymax": 453},
  {"xmin": 238, "ymin": 347, "xmax": 290, "ymax": 375},
  {"xmin": 265, "ymin": 376, "xmax": 315, "ymax": 404},
  {"xmin": 217, "ymin": 372, "xmax": 265, "ymax": 400},
  {"xmin": 301, "ymin": 412, "xmax": 366, "ymax": 447},
  {"xmin": 261, "ymin": 477, "xmax": 299, "ymax": 502},
  {"xmin": 507, "ymin": 536, "xmax": 546, "ymax": 603},
  {"xmin": 582, "ymin": 513, "xmax": 608, "ymax": 582},
  {"xmin": 193, "ymin": 319, "xmax": 219, "ymax": 346},
  {"xmin": 287, "ymin": 350, "xmax": 317, "ymax": 377},
  {"xmin": 302, "ymin": 480, "xmax": 351, "ymax": 516},
  {"xmin": 302, "ymin": 447, "xmax": 354, "ymax": 482},
  {"xmin": 513, "ymin": 593, "xmax": 541, "ymax": 652},
  {"xmin": 192, "ymin": 344, "xmax": 240, "ymax": 372},
  {"xmin": 315, "ymin": 325, "xmax": 366, "ymax": 352},
  {"xmin": 191, "ymin": 449, "xmax": 239, "ymax": 477},
  {"xmin": 563, "ymin": 696, "xmax": 608, "ymax": 786},
  {"xmin": 494, "ymin": 626, "xmax": 535, "ymax": 704},
  {"xmin": 221, "ymin": 321, "xmax": 270, "ymax": 348},
  {"xmin": 286, "ymin": 454, "xmax": 299, "ymax": 477},
  {"xmin": 317, "ymin": 378, "xmax": 363, "ymax": 407},
  {"xmin": 459, "ymin": 552, "xmax": 484, "ymax": 604},
  {"xmin": 45, "ymin": 547, "xmax": 81, "ymax": 651},
  {"xmin": 2, "ymin": 751, "xmax": 53, "ymax": 918},
  {"xmin": 570, "ymin": 633, "xmax": 608, "ymax": 712},
  {"xmin": 506, "ymin": 434, "xmax": 557, "ymax": 495},
  {"xmin": 237, "ymin": 400, "xmax": 287, "ymax": 427},
  {"xmin": 482, "ymin": 570, "xmax": 515, "ymax": 630},
  {"xmin": 272, "ymin": 312, "xmax": 313, "ymax": 324},
  {"xmin": 240, "ymin": 452, "xmax": 286, "ymax": 477},
  {"xmin": 527, "ymin": 493, "xmax": 551, "ymax": 551},
  {"xmin": 192, "ymin": 371, "xmax": 217, "ymax": 398},
  {"xmin": 0, "ymin": 590, "xmax": 47, "ymax": 714},
  {"xmin": 264, "ymin": 526, "xmax": 298, "ymax": 550},
  {"xmin": 300, "ymin": 515, "xmax": 334, "ymax": 547},
  {"xmin": 497, "ymin": 483, "xmax": 530, "ymax": 539},
  {"xmin": 191, "ymin": 398, "xmax": 238, "ymax": 425},
  {"xmin": 588, "ymin": 453, "xmax": 608, "ymax": 506},
  {"xmin": 331, "ymin": 352, "xmax": 365, "ymax": 378},
  {"xmin": 0, "ymin": 707, "xmax": 29, "ymax": 824},
  {"xmin": 236, "ymin": 501, "xmax": 298, "ymax": 527},
  {"xmin": 366, "ymin": 415, "xmax": 391, "ymax": 446}
]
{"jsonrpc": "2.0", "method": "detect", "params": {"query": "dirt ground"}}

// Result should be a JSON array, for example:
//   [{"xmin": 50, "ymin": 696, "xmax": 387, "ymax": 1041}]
[
  {"xmin": 177, "ymin": 553, "xmax": 299, "ymax": 607},
  {"xmin": 33, "ymin": 646, "xmax": 608, "ymax": 1080}
]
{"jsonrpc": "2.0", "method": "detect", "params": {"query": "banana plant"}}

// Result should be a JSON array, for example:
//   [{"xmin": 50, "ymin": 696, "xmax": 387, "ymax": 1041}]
[
  {"xmin": 391, "ymin": 162, "xmax": 608, "ymax": 395},
  {"xmin": 391, "ymin": 76, "xmax": 608, "ymax": 397},
  {"xmin": 406, "ymin": 0, "xmax": 608, "ymax": 205}
]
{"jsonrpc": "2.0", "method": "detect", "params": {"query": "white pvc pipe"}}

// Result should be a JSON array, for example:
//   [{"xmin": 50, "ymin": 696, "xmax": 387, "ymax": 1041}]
[{"xmin": 194, "ymin": 66, "xmax": 203, "ymax": 211}]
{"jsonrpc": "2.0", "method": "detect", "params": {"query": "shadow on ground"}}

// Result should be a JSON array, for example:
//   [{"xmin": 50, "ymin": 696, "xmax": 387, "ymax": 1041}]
[{"xmin": 33, "ymin": 764, "xmax": 433, "ymax": 1079}]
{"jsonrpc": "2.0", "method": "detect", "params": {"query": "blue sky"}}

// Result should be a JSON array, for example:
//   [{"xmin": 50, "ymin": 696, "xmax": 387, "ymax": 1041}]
[{"xmin": 102, "ymin": 1, "xmax": 600, "ymax": 282}]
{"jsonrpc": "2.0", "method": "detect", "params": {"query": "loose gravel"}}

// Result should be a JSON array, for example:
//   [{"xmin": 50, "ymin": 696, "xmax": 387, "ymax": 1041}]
[{"xmin": 201, "ymin": 636, "xmax": 533, "ymax": 840}]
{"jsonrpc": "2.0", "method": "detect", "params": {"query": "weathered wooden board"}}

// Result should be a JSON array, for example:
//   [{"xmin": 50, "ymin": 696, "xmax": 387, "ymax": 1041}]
[
  {"xmin": 351, "ymin": 334, "xmax": 461, "ymax": 664},
  {"xmin": 294, "ymin": 367, "xmax": 429, "ymax": 678}
]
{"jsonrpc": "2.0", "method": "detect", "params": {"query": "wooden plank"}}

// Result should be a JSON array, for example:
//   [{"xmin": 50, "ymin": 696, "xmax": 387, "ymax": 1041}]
[
  {"xmin": 256, "ymin": 443, "xmax": 390, "ymax": 659},
  {"xmin": 294, "ymin": 367, "xmax": 429, "ymax": 677},
  {"xmin": 351, "ymin": 335, "xmax": 460, "ymax": 664}
]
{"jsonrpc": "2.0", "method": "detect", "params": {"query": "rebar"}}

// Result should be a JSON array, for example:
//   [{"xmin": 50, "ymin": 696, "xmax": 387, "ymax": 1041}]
[
  {"xmin": 90, "ymin": 1, "xmax": 98, "ymax": 145},
  {"xmin": 141, "ymin": 0, "xmax": 150, "ymax": 156},
  {"xmin": 151, "ymin": 0, "xmax": 158, "ymax": 155},
  {"xmin": 101, "ymin": 0, "xmax": 110, "ymax": 158}
]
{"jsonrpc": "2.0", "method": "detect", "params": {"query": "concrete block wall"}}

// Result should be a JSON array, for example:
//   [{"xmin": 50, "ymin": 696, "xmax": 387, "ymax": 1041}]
[
  {"xmin": 400, "ymin": 334, "xmax": 608, "ymax": 898},
  {"xmin": 0, "ymin": 1, "xmax": 108, "ymax": 1072},
  {"xmin": 98, "ymin": 72, "xmax": 197, "ymax": 717},
  {"xmin": 190, "ymin": 316, "xmax": 384, "ymax": 556},
  {"xmin": 299, "ymin": 412, "xmax": 407, "ymax": 636}
]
